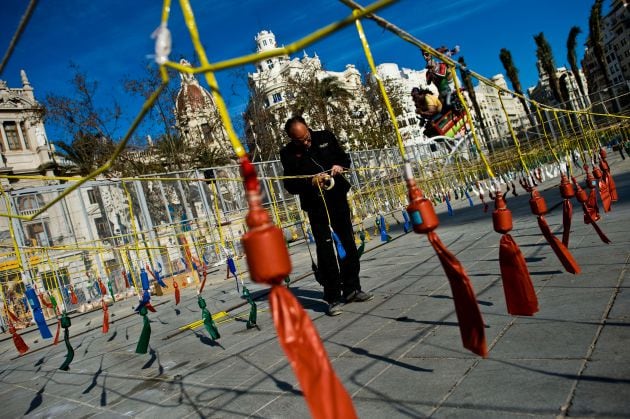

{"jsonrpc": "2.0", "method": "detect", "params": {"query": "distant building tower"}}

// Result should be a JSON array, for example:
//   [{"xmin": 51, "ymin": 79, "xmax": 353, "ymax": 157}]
[
  {"xmin": 174, "ymin": 59, "xmax": 229, "ymax": 153},
  {"xmin": 247, "ymin": 29, "xmax": 369, "ymax": 151},
  {"xmin": 528, "ymin": 62, "xmax": 589, "ymax": 110},
  {"xmin": 581, "ymin": 0, "xmax": 629, "ymax": 112},
  {"xmin": 0, "ymin": 71, "xmax": 57, "ymax": 180}
]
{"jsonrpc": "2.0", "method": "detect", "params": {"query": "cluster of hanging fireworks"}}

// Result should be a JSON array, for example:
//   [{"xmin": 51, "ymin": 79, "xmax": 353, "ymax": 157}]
[{"xmin": 2, "ymin": 1, "xmax": 629, "ymax": 419}]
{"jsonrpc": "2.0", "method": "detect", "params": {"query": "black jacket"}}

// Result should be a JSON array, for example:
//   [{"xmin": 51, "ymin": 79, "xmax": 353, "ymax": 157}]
[{"xmin": 280, "ymin": 129, "xmax": 352, "ymax": 212}]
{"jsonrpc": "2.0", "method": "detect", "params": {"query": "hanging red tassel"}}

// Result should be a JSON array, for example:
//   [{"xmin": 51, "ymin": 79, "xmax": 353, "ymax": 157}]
[
  {"xmin": 270, "ymin": 286, "xmax": 357, "ymax": 419},
  {"xmin": 537, "ymin": 217, "xmax": 581, "ymax": 274},
  {"xmin": 98, "ymin": 279, "xmax": 108, "ymax": 297},
  {"xmin": 599, "ymin": 148, "xmax": 618, "ymax": 202},
  {"xmin": 584, "ymin": 165, "xmax": 601, "ymax": 222},
  {"xmin": 559, "ymin": 175, "xmax": 575, "ymax": 247},
  {"xmin": 598, "ymin": 177, "xmax": 612, "ymax": 213},
  {"xmin": 102, "ymin": 301, "xmax": 109, "ymax": 333},
  {"xmin": 529, "ymin": 189, "xmax": 581, "ymax": 274},
  {"xmin": 562, "ymin": 200, "xmax": 573, "ymax": 247},
  {"xmin": 493, "ymin": 192, "xmax": 538, "ymax": 316},
  {"xmin": 426, "ymin": 232, "xmax": 488, "ymax": 356},
  {"xmin": 173, "ymin": 280, "xmax": 180, "ymax": 305},
  {"xmin": 8, "ymin": 309, "xmax": 19, "ymax": 323},
  {"xmin": 9, "ymin": 323, "xmax": 28, "ymax": 355},
  {"xmin": 53, "ymin": 318, "xmax": 61, "ymax": 345},
  {"xmin": 240, "ymin": 156, "xmax": 356, "ymax": 419},
  {"xmin": 69, "ymin": 286, "xmax": 78, "ymax": 305},
  {"xmin": 406, "ymin": 171, "xmax": 487, "ymax": 357},
  {"xmin": 479, "ymin": 190, "xmax": 488, "ymax": 213},
  {"xmin": 592, "ymin": 166, "xmax": 611, "ymax": 213},
  {"xmin": 39, "ymin": 292, "xmax": 53, "ymax": 309},
  {"xmin": 199, "ymin": 265, "xmax": 208, "ymax": 293},
  {"xmin": 572, "ymin": 176, "xmax": 612, "ymax": 244}
]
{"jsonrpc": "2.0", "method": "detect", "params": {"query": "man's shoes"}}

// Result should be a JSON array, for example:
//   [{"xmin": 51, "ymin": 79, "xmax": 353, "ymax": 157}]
[
  {"xmin": 327, "ymin": 301, "xmax": 343, "ymax": 316},
  {"xmin": 345, "ymin": 290, "xmax": 374, "ymax": 303}
]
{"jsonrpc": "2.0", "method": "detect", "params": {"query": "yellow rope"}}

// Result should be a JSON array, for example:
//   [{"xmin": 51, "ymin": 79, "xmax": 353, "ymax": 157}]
[{"xmin": 450, "ymin": 67, "xmax": 495, "ymax": 179}]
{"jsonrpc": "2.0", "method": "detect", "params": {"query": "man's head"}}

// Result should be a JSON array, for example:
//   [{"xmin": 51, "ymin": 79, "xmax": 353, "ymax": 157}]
[{"xmin": 284, "ymin": 116, "xmax": 311, "ymax": 149}]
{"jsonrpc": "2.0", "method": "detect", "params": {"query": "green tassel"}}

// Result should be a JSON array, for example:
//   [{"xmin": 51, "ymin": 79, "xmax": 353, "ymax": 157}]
[
  {"xmin": 284, "ymin": 275, "xmax": 291, "ymax": 287},
  {"xmin": 50, "ymin": 294, "xmax": 58, "ymax": 311},
  {"xmin": 108, "ymin": 281, "xmax": 116, "ymax": 302},
  {"xmin": 135, "ymin": 306, "xmax": 151, "ymax": 354},
  {"xmin": 198, "ymin": 296, "xmax": 220, "ymax": 340},
  {"xmin": 242, "ymin": 287, "xmax": 257, "ymax": 329},
  {"xmin": 358, "ymin": 230, "xmax": 366, "ymax": 258},
  {"xmin": 59, "ymin": 312, "xmax": 74, "ymax": 371}
]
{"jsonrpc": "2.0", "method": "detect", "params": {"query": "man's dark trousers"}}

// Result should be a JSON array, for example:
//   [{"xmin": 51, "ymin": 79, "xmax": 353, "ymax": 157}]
[{"xmin": 308, "ymin": 199, "xmax": 360, "ymax": 304}]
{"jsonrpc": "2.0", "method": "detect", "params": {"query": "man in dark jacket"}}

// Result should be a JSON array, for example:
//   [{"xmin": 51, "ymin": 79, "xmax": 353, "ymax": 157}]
[{"xmin": 280, "ymin": 116, "xmax": 373, "ymax": 316}]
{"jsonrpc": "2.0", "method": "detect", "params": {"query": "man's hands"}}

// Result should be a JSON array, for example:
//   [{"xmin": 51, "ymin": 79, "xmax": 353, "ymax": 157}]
[
  {"xmin": 330, "ymin": 165, "xmax": 344, "ymax": 176},
  {"xmin": 312, "ymin": 166, "xmax": 344, "ymax": 188},
  {"xmin": 311, "ymin": 173, "xmax": 329, "ymax": 187}
]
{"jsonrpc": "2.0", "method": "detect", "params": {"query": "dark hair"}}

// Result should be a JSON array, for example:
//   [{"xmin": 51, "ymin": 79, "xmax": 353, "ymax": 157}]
[{"xmin": 284, "ymin": 115, "xmax": 307, "ymax": 135}]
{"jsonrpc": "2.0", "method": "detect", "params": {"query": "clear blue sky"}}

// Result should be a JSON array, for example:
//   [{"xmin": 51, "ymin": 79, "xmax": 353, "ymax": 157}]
[{"xmin": 0, "ymin": 0, "xmax": 601, "ymax": 144}]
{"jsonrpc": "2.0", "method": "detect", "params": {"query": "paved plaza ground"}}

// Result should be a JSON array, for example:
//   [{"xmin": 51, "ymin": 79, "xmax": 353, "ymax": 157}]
[{"xmin": 1, "ymin": 154, "xmax": 629, "ymax": 418}]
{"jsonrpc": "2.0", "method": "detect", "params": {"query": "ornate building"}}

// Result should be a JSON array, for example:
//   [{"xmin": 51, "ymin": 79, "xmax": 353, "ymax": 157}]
[
  {"xmin": 0, "ymin": 71, "xmax": 57, "ymax": 181},
  {"xmin": 476, "ymin": 74, "xmax": 532, "ymax": 144},
  {"xmin": 527, "ymin": 62, "xmax": 589, "ymax": 110},
  {"xmin": 375, "ymin": 63, "xmax": 432, "ymax": 144},
  {"xmin": 581, "ymin": 0, "xmax": 630, "ymax": 112},
  {"xmin": 174, "ymin": 59, "xmax": 230, "ymax": 155},
  {"xmin": 247, "ymin": 30, "xmax": 367, "ymax": 151}
]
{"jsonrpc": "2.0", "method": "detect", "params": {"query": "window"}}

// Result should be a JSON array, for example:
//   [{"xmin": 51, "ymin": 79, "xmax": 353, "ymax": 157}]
[
  {"xmin": 262, "ymin": 39, "xmax": 267, "ymax": 46},
  {"xmin": 20, "ymin": 122, "xmax": 30, "ymax": 149},
  {"xmin": 95, "ymin": 217, "xmax": 112, "ymax": 240},
  {"xmin": 26, "ymin": 221, "xmax": 52, "ymax": 247},
  {"xmin": 4, "ymin": 122, "xmax": 21, "ymax": 150},
  {"xmin": 272, "ymin": 92, "xmax": 282, "ymax": 103},
  {"xmin": 266, "ymin": 59, "xmax": 274, "ymax": 70},
  {"xmin": 40, "ymin": 267, "xmax": 70, "ymax": 291},
  {"xmin": 87, "ymin": 189, "xmax": 98, "ymax": 205},
  {"xmin": 201, "ymin": 123, "xmax": 212, "ymax": 141}
]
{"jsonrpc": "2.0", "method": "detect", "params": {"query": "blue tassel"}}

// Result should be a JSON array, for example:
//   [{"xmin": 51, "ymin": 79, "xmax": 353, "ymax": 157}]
[
  {"xmin": 140, "ymin": 267, "xmax": 150, "ymax": 290},
  {"xmin": 445, "ymin": 195, "xmax": 454, "ymax": 216},
  {"xmin": 307, "ymin": 229, "xmax": 315, "ymax": 243},
  {"xmin": 227, "ymin": 257, "xmax": 240, "ymax": 293},
  {"xmin": 153, "ymin": 263, "xmax": 168, "ymax": 288},
  {"xmin": 465, "ymin": 190, "xmax": 474, "ymax": 207},
  {"xmin": 22, "ymin": 296, "xmax": 29, "ymax": 313},
  {"xmin": 25, "ymin": 286, "xmax": 52, "ymax": 339},
  {"xmin": 330, "ymin": 229, "xmax": 346, "ymax": 260},
  {"xmin": 135, "ymin": 290, "xmax": 152, "ymax": 313},
  {"xmin": 402, "ymin": 210, "xmax": 412, "ymax": 233},
  {"xmin": 379, "ymin": 215, "xmax": 392, "ymax": 242}
]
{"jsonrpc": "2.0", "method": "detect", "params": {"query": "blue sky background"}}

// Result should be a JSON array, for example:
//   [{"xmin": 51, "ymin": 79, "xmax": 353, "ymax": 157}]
[{"xmin": 0, "ymin": 0, "xmax": 603, "ymax": 144}]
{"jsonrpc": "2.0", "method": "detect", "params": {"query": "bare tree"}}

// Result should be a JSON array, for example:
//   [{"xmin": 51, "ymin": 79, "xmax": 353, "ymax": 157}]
[{"xmin": 44, "ymin": 62, "xmax": 121, "ymax": 140}]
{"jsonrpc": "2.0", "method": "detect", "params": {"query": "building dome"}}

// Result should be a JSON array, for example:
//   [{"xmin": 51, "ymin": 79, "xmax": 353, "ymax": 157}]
[{"xmin": 175, "ymin": 59, "xmax": 214, "ymax": 119}]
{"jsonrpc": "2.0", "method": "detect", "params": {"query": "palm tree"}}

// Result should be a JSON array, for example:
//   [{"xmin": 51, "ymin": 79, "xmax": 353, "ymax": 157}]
[
  {"xmin": 458, "ymin": 56, "xmax": 490, "ymax": 143},
  {"xmin": 534, "ymin": 32, "xmax": 566, "ymax": 105},
  {"xmin": 588, "ymin": 0, "xmax": 612, "ymax": 87},
  {"xmin": 499, "ymin": 48, "xmax": 535, "ymax": 125},
  {"xmin": 55, "ymin": 131, "xmax": 115, "ymax": 176},
  {"xmin": 289, "ymin": 74, "xmax": 353, "ymax": 131},
  {"xmin": 567, "ymin": 26, "xmax": 587, "ymax": 97}
]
